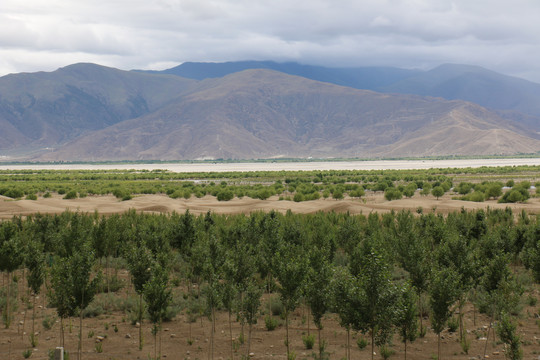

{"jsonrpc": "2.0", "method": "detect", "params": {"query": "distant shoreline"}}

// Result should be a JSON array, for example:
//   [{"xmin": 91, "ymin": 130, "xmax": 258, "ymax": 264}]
[{"xmin": 2, "ymin": 158, "xmax": 540, "ymax": 172}]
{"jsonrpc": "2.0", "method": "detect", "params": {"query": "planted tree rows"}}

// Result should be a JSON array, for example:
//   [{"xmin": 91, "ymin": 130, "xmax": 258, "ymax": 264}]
[{"xmin": 1, "ymin": 206, "xmax": 540, "ymax": 359}]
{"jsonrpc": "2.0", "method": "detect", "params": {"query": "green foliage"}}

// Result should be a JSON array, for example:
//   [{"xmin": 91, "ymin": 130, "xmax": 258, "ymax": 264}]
[
  {"xmin": 302, "ymin": 334, "xmax": 315, "ymax": 349},
  {"xmin": 63, "ymin": 190, "xmax": 78, "ymax": 199},
  {"xmin": 384, "ymin": 187, "xmax": 402, "ymax": 201},
  {"xmin": 143, "ymin": 263, "xmax": 172, "ymax": 326},
  {"xmin": 431, "ymin": 186, "xmax": 445, "ymax": 199},
  {"xmin": 496, "ymin": 313, "xmax": 522, "ymax": 360},
  {"xmin": 357, "ymin": 337, "xmax": 368, "ymax": 350},
  {"xmin": 264, "ymin": 315, "xmax": 279, "ymax": 331},
  {"xmin": 429, "ymin": 267, "xmax": 460, "ymax": 335}
]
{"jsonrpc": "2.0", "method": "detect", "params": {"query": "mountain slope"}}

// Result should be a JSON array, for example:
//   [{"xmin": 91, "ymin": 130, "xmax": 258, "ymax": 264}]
[
  {"xmin": 0, "ymin": 63, "xmax": 196, "ymax": 155},
  {"xmin": 152, "ymin": 61, "xmax": 540, "ymax": 119},
  {"xmin": 35, "ymin": 69, "xmax": 540, "ymax": 161}
]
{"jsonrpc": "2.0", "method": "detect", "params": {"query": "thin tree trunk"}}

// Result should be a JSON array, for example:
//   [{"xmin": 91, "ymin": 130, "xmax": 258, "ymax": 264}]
[
  {"xmin": 307, "ymin": 306, "xmax": 310, "ymax": 336},
  {"xmin": 246, "ymin": 323, "xmax": 253, "ymax": 358},
  {"xmin": 139, "ymin": 293, "xmax": 143, "ymax": 351},
  {"xmin": 418, "ymin": 296, "xmax": 423, "ymax": 337},
  {"xmin": 404, "ymin": 339, "xmax": 407, "ymax": 360},
  {"xmin": 318, "ymin": 326, "xmax": 322, "ymax": 359},
  {"xmin": 78, "ymin": 310, "xmax": 83, "ymax": 360},
  {"xmin": 5, "ymin": 271, "xmax": 11, "ymax": 328},
  {"xmin": 229, "ymin": 311, "xmax": 234, "ymax": 360},
  {"xmin": 371, "ymin": 331, "xmax": 375, "ymax": 360},
  {"xmin": 347, "ymin": 328, "xmax": 350, "ymax": 360},
  {"xmin": 438, "ymin": 333, "xmax": 441, "ymax": 360},
  {"xmin": 483, "ymin": 313, "xmax": 494, "ymax": 358},
  {"xmin": 285, "ymin": 309, "xmax": 290, "ymax": 359},
  {"xmin": 154, "ymin": 327, "xmax": 157, "ymax": 360},
  {"xmin": 60, "ymin": 317, "xmax": 65, "ymax": 348},
  {"xmin": 159, "ymin": 322, "xmax": 162, "ymax": 360},
  {"xmin": 31, "ymin": 294, "xmax": 36, "ymax": 346}
]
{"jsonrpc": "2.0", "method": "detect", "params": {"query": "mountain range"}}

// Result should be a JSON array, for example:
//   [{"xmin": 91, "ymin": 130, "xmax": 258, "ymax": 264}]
[{"xmin": 1, "ymin": 61, "xmax": 539, "ymax": 161}]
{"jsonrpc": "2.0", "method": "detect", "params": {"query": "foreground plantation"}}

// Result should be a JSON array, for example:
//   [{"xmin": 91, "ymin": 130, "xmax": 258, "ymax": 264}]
[{"xmin": 2, "ymin": 208, "xmax": 540, "ymax": 359}]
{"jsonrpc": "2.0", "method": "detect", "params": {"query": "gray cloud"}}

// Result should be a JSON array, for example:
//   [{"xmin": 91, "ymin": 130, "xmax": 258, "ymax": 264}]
[{"xmin": 1, "ymin": 0, "xmax": 540, "ymax": 82}]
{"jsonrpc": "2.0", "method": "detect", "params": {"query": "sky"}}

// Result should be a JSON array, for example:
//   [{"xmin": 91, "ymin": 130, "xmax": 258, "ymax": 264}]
[{"xmin": 1, "ymin": 0, "xmax": 540, "ymax": 82}]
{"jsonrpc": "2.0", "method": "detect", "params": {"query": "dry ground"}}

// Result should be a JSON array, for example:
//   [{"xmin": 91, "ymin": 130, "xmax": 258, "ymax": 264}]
[{"xmin": 3, "ymin": 191, "xmax": 540, "ymax": 220}]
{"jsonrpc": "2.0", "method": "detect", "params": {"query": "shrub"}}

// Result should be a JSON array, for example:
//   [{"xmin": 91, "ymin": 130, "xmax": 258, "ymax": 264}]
[
  {"xmin": 265, "ymin": 315, "xmax": 278, "ymax": 331},
  {"xmin": 63, "ymin": 190, "xmax": 77, "ymax": 199},
  {"xmin": 217, "ymin": 189, "xmax": 234, "ymax": 201},
  {"xmin": 357, "ymin": 337, "xmax": 368, "ymax": 350},
  {"xmin": 43, "ymin": 192, "xmax": 52, "ymax": 198},
  {"xmin": 447, "ymin": 316, "xmax": 459, "ymax": 332},
  {"xmin": 302, "ymin": 334, "xmax": 315, "ymax": 349},
  {"xmin": 25, "ymin": 193, "xmax": 37, "ymax": 200},
  {"xmin": 384, "ymin": 187, "xmax": 402, "ymax": 201}
]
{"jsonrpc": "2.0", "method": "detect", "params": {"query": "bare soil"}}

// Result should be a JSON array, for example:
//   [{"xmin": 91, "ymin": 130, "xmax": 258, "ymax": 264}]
[{"xmin": 2, "ymin": 191, "xmax": 540, "ymax": 220}]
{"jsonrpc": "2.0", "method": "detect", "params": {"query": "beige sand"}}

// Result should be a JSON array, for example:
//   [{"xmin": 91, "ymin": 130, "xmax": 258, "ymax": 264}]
[{"xmin": 2, "ymin": 192, "xmax": 540, "ymax": 219}]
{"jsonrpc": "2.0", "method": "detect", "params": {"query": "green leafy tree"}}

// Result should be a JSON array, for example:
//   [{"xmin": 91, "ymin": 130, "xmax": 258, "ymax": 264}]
[
  {"xmin": 496, "ymin": 312, "xmax": 522, "ymax": 360},
  {"xmin": 432, "ymin": 186, "xmax": 445, "ymax": 200},
  {"xmin": 429, "ymin": 266, "xmax": 460, "ymax": 360},
  {"xmin": 241, "ymin": 280, "xmax": 263, "ymax": 358},
  {"xmin": 26, "ymin": 238, "xmax": 46, "ymax": 347},
  {"xmin": 305, "ymin": 248, "xmax": 332, "ymax": 359},
  {"xmin": 331, "ymin": 267, "xmax": 356, "ymax": 360},
  {"xmin": 144, "ymin": 263, "xmax": 172, "ymax": 360},
  {"xmin": 275, "ymin": 245, "xmax": 308, "ymax": 359},
  {"xmin": 0, "ymin": 223, "xmax": 24, "ymax": 328},
  {"xmin": 351, "ymin": 246, "xmax": 399, "ymax": 360},
  {"xmin": 125, "ymin": 240, "xmax": 154, "ymax": 351},
  {"xmin": 395, "ymin": 283, "xmax": 418, "ymax": 360}
]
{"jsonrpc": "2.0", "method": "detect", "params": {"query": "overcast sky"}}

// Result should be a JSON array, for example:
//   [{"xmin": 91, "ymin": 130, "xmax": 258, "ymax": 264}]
[{"xmin": 1, "ymin": 0, "xmax": 540, "ymax": 82}]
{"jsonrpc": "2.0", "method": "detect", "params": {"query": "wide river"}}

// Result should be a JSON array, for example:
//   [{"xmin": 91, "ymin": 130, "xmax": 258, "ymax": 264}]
[{"xmin": 1, "ymin": 158, "xmax": 540, "ymax": 172}]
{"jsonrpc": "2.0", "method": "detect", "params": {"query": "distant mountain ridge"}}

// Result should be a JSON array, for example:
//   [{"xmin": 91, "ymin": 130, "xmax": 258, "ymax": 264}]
[
  {"xmin": 1, "ymin": 62, "xmax": 540, "ymax": 161},
  {"xmin": 150, "ymin": 61, "xmax": 540, "ymax": 119}
]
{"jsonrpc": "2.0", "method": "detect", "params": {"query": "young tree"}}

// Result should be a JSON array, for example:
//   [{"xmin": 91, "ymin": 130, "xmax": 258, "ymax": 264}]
[
  {"xmin": 241, "ymin": 280, "xmax": 262, "ymax": 358},
  {"xmin": 395, "ymin": 283, "xmax": 418, "ymax": 360},
  {"xmin": 305, "ymin": 248, "xmax": 332, "ymax": 359},
  {"xmin": 496, "ymin": 312, "xmax": 522, "ymax": 360},
  {"xmin": 429, "ymin": 266, "xmax": 460, "ymax": 360},
  {"xmin": 125, "ymin": 240, "xmax": 154, "ymax": 351},
  {"xmin": 432, "ymin": 186, "xmax": 445, "ymax": 200},
  {"xmin": 26, "ymin": 238, "xmax": 46, "ymax": 347},
  {"xmin": 0, "ymin": 222, "xmax": 24, "ymax": 329},
  {"xmin": 351, "ymin": 246, "xmax": 399, "ymax": 360},
  {"xmin": 275, "ymin": 245, "xmax": 307, "ymax": 359},
  {"xmin": 144, "ymin": 263, "xmax": 172, "ymax": 360},
  {"xmin": 49, "ymin": 242, "xmax": 100, "ymax": 360},
  {"xmin": 330, "ymin": 267, "xmax": 356, "ymax": 360}
]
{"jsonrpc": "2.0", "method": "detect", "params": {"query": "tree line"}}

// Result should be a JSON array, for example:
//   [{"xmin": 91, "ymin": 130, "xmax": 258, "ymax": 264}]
[{"xmin": 1, "ymin": 207, "xmax": 539, "ymax": 359}]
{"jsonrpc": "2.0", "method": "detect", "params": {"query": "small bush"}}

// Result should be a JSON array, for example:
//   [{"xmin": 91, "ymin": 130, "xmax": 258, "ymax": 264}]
[
  {"xmin": 269, "ymin": 296, "xmax": 284, "ymax": 317},
  {"xmin": 447, "ymin": 316, "xmax": 459, "ymax": 332},
  {"xmin": 302, "ymin": 334, "xmax": 315, "ymax": 349},
  {"xmin": 357, "ymin": 337, "xmax": 368, "ymax": 350},
  {"xmin": 23, "ymin": 349, "xmax": 32, "ymax": 358},
  {"xmin": 43, "ymin": 192, "xmax": 52, "ymax": 198},
  {"xmin": 380, "ymin": 345, "xmax": 395, "ymax": 360},
  {"xmin": 42, "ymin": 315, "xmax": 55, "ymax": 330},
  {"xmin": 265, "ymin": 315, "xmax": 278, "ymax": 331},
  {"xmin": 25, "ymin": 193, "xmax": 37, "ymax": 200},
  {"xmin": 63, "ymin": 190, "xmax": 77, "ymax": 199}
]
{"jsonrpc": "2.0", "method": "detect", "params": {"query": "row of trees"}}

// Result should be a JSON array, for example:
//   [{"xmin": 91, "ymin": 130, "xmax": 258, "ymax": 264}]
[
  {"xmin": 0, "ymin": 207, "xmax": 537, "ymax": 359},
  {"xmin": 2, "ymin": 166, "xmax": 540, "ymax": 204}
]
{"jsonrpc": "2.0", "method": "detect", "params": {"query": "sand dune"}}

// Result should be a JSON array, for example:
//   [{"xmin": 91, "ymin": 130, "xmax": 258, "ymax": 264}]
[{"xmin": 2, "ymin": 192, "xmax": 540, "ymax": 219}]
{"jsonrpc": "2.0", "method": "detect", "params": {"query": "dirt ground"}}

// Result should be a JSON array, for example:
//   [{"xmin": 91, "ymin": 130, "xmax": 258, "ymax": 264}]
[
  {"xmin": 3, "ymin": 191, "xmax": 540, "ymax": 220},
  {"xmin": 3, "ymin": 193, "xmax": 540, "ymax": 359},
  {"xmin": 1, "ymin": 271, "xmax": 540, "ymax": 360}
]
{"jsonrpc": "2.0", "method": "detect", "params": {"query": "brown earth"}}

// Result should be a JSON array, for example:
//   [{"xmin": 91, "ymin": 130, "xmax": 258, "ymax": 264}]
[
  {"xmin": 2, "ymin": 191, "xmax": 540, "ymax": 220},
  {"xmin": 2, "ymin": 193, "xmax": 540, "ymax": 360}
]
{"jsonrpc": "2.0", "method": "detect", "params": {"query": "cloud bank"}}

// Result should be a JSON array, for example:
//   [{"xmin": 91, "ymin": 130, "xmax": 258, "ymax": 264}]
[{"xmin": 1, "ymin": 0, "xmax": 540, "ymax": 82}]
